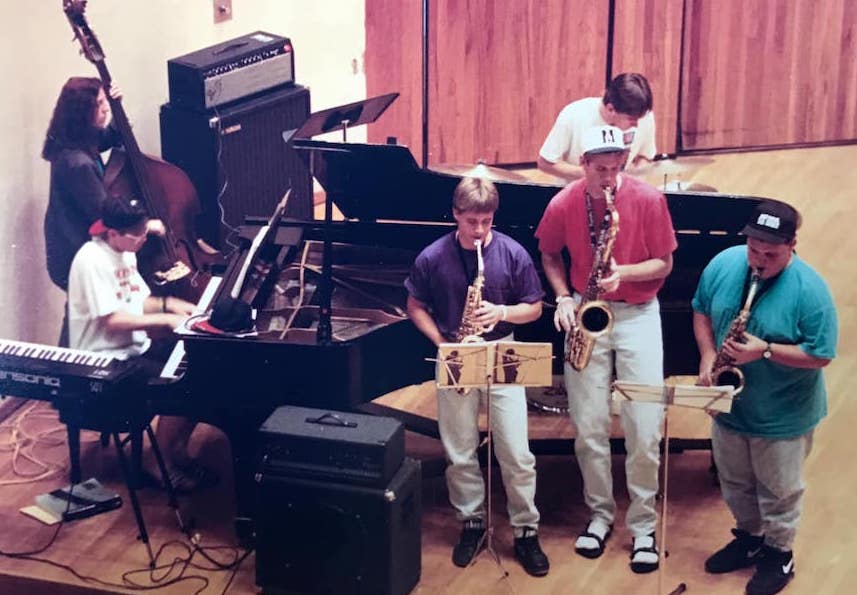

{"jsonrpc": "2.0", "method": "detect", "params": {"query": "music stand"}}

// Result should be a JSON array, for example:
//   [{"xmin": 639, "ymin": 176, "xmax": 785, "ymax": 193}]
[
  {"xmin": 292, "ymin": 92, "xmax": 399, "ymax": 142},
  {"xmin": 613, "ymin": 381, "xmax": 734, "ymax": 595},
  {"xmin": 436, "ymin": 340, "xmax": 552, "ymax": 574},
  {"xmin": 286, "ymin": 94, "xmax": 398, "ymax": 344}
]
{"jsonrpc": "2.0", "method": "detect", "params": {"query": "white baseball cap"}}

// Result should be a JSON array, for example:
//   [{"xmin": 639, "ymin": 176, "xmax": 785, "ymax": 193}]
[{"xmin": 581, "ymin": 125, "xmax": 627, "ymax": 156}]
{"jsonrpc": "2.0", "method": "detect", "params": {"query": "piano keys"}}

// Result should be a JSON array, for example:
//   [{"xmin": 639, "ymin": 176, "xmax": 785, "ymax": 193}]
[
  {"xmin": 0, "ymin": 338, "xmax": 148, "ymax": 486},
  {"xmin": 0, "ymin": 338, "xmax": 141, "ymax": 400},
  {"xmin": 160, "ymin": 275, "xmax": 223, "ymax": 380}
]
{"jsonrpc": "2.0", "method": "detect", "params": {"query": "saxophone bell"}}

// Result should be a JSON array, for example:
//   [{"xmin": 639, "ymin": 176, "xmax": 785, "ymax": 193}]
[
  {"xmin": 567, "ymin": 298, "xmax": 615, "ymax": 372},
  {"xmin": 712, "ymin": 366, "xmax": 745, "ymax": 394},
  {"xmin": 576, "ymin": 299, "xmax": 613, "ymax": 337}
]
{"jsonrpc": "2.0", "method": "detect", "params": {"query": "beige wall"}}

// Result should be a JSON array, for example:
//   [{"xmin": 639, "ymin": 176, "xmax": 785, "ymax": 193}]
[{"xmin": 0, "ymin": 1, "xmax": 365, "ymax": 344}]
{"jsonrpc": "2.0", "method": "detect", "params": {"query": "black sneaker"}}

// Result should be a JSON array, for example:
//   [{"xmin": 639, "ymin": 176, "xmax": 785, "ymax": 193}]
[
  {"xmin": 746, "ymin": 545, "xmax": 794, "ymax": 595},
  {"xmin": 452, "ymin": 519, "xmax": 485, "ymax": 567},
  {"xmin": 514, "ymin": 527, "xmax": 550, "ymax": 577},
  {"xmin": 705, "ymin": 528, "xmax": 764, "ymax": 574}
]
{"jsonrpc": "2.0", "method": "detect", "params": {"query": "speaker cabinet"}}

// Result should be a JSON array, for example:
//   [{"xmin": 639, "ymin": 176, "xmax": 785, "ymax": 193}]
[
  {"xmin": 160, "ymin": 84, "xmax": 311, "ymax": 246},
  {"xmin": 255, "ymin": 458, "xmax": 422, "ymax": 595}
]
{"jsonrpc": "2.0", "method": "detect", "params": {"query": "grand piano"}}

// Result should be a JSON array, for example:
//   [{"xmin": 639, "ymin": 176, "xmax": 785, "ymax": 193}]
[{"xmin": 146, "ymin": 134, "xmax": 764, "ymax": 538}]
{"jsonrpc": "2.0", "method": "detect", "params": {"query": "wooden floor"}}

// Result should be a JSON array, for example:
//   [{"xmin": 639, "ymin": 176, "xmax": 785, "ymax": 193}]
[{"xmin": 1, "ymin": 145, "xmax": 856, "ymax": 594}]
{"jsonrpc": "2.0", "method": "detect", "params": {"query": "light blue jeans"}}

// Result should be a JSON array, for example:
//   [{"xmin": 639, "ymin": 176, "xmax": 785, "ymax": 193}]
[
  {"xmin": 437, "ymin": 355, "xmax": 540, "ymax": 532},
  {"xmin": 564, "ymin": 298, "xmax": 665, "ymax": 537},
  {"xmin": 712, "ymin": 421, "xmax": 813, "ymax": 551}
]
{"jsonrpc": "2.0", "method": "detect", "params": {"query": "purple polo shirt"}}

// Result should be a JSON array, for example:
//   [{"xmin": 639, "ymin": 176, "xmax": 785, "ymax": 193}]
[{"xmin": 405, "ymin": 231, "xmax": 544, "ymax": 342}]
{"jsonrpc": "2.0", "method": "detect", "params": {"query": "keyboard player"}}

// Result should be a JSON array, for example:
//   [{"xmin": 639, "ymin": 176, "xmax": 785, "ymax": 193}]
[{"xmin": 66, "ymin": 195, "xmax": 214, "ymax": 492}]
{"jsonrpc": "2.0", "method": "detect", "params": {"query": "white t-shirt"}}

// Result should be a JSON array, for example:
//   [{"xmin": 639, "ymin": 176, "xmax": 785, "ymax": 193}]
[
  {"xmin": 539, "ymin": 97, "xmax": 657, "ymax": 166},
  {"xmin": 68, "ymin": 237, "xmax": 151, "ymax": 358}
]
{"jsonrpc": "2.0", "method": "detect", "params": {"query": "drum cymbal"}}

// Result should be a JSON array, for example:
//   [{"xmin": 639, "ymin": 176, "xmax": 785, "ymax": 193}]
[
  {"xmin": 649, "ymin": 156, "xmax": 714, "ymax": 176},
  {"xmin": 685, "ymin": 182, "xmax": 718, "ymax": 192},
  {"xmin": 661, "ymin": 180, "xmax": 719, "ymax": 193},
  {"xmin": 430, "ymin": 162, "xmax": 529, "ymax": 183}
]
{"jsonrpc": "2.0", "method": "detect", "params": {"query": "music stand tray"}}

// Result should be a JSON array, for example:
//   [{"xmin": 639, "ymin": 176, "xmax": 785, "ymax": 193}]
[
  {"xmin": 292, "ymin": 92, "xmax": 399, "ymax": 140},
  {"xmin": 613, "ymin": 381, "xmax": 734, "ymax": 414}
]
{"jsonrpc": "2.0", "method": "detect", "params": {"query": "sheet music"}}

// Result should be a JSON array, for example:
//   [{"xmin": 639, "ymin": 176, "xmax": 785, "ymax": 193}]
[
  {"xmin": 436, "ymin": 341, "xmax": 552, "ymax": 389},
  {"xmin": 230, "ymin": 226, "xmax": 269, "ymax": 300}
]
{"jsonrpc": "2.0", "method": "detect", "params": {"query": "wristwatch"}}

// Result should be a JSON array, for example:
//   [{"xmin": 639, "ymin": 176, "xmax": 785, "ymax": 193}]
[{"xmin": 762, "ymin": 342, "xmax": 773, "ymax": 359}]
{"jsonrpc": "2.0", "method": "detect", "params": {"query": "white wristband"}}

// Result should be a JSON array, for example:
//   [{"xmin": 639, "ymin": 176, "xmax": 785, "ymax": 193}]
[
  {"xmin": 500, "ymin": 304, "xmax": 508, "ymax": 321},
  {"xmin": 556, "ymin": 295, "xmax": 573, "ymax": 304}
]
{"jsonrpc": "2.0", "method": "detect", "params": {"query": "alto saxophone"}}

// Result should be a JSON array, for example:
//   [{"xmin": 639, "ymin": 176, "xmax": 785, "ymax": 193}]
[
  {"xmin": 566, "ymin": 187, "xmax": 619, "ymax": 371},
  {"xmin": 456, "ymin": 239, "xmax": 495, "ymax": 343},
  {"xmin": 710, "ymin": 269, "xmax": 761, "ymax": 395}
]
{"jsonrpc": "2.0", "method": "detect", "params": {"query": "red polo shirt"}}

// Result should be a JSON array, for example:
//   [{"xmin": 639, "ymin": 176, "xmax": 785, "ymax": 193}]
[{"xmin": 536, "ymin": 175, "xmax": 677, "ymax": 304}]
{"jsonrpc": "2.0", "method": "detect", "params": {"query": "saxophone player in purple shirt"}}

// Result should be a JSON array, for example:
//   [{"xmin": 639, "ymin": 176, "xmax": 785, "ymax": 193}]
[{"xmin": 405, "ymin": 176, "xmax": 549, "ymax": 576}]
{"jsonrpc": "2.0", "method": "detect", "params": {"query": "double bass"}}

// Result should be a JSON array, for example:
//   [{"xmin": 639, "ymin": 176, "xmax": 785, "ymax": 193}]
[{"xmin": 63, "ymin": 0, "xmax": 222, "ymax": 302}]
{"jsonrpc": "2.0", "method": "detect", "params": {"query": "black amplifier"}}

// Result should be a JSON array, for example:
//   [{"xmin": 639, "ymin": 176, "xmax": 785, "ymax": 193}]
[
  {"xmin": 168, "ymin": 31, "xmax": 295, "ymax": 111},
  {"xmin": 258, "ymin": 406, "xmax": 404, "ymax": 487},
  {"xmin": 256, "ymin": 457, "xmax": 421, "ymax": 595}
]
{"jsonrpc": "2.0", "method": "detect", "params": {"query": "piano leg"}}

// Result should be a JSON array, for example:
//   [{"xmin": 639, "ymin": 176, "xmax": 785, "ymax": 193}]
[
  {"xmin": 231, "ymin": 428, "xmax": 258, "ymax": 546},
  {"xmin": 220, "ymin": 410, "xmax": 276, "ymax": 547}
]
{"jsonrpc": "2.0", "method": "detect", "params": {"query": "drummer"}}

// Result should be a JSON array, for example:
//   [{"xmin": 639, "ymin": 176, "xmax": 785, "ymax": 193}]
[{"xmin": 537, "ymin": 73, "xmax": 657, "ymax": 181}]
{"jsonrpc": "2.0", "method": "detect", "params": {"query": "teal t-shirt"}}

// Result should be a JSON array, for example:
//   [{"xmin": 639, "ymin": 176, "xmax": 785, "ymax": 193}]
[{"xmin": 692, "ymin": 245, "xmax": 838, "ymax": 438}]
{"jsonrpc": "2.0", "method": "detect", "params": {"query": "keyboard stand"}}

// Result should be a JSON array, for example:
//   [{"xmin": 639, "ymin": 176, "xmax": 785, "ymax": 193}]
[
  {"xmin": 67, "ymin": 424, "xmax": 83, "ymax": 486},
  {"xmin": 58, "ymin": 396, "xmax": 185, "ymax": 567}
]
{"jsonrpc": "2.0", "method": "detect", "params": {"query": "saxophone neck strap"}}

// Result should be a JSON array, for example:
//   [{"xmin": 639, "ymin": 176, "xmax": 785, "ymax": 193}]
[{"xmin": 585, "ymin": 191, "xmax": 613, "ymax": 252}]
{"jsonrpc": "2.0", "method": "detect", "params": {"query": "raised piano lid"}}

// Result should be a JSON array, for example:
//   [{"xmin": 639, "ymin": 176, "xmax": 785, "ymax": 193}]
[
  {"xmin": 292, "ymin": 138, "xmax": 769, "ymax": 231},
  {"xmin": 292, "ymin": 139, "xmax": 562, "ymax": 225}
]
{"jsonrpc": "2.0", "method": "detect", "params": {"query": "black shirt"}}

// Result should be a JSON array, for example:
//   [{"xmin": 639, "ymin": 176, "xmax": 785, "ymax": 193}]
[{"xmin": 43, "ymin": 127, "xmax": 121, "ymax": 291}]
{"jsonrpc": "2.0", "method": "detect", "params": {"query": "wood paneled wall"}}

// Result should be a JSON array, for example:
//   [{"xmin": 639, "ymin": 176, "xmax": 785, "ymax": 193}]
[
  {"xmin": 366, "ymin": 0, "xmax": 857, "ymax": 165},
  {"xmin": 612, "ymin": 0, "xmax": 684, "ymax": 155},
  {"xmin": 365, "ymin": 0, "xmax": 423, "ymax": 159},
  {"xmin": 367, "ymin": 0, "xmax": 609, "ymax": 166},
  {"xmin": 681, "ymin": 0, "xmax": 857, "ymax": 150},
  {"xmin": 427, "ymin": 0, "xmax": 608, "ymax": 165}
]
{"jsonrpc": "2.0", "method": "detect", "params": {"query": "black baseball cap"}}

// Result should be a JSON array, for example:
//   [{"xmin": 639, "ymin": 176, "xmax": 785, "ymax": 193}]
[
  {"xmin": 741, "ymin": 200, "xmax": 799, "ymax": 244},
  {"xmin": 89, "ymin": 195, "xmax": 148, "ymax": 235}
]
